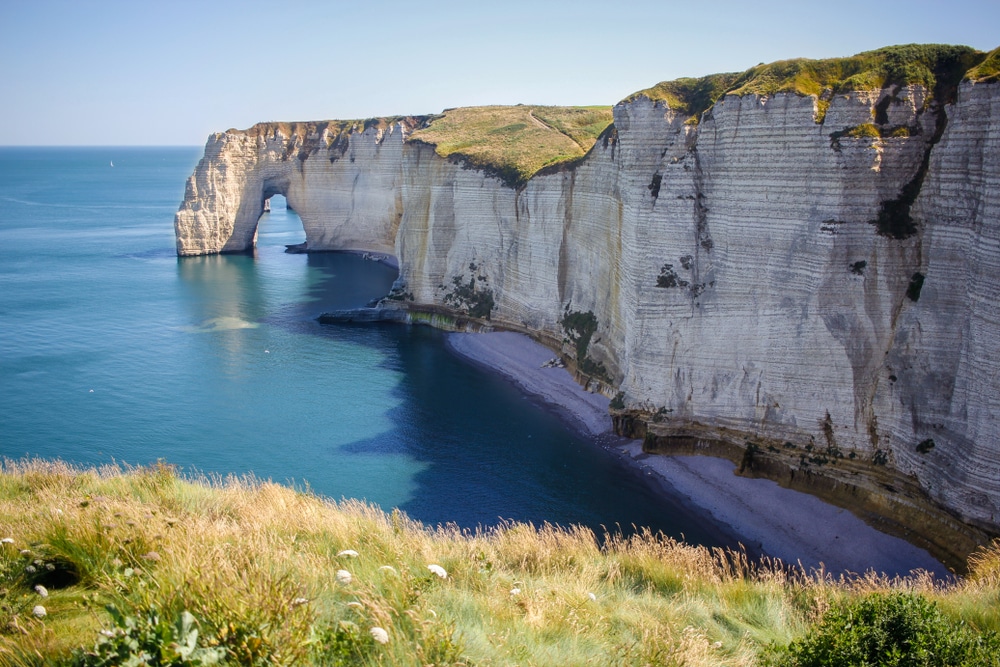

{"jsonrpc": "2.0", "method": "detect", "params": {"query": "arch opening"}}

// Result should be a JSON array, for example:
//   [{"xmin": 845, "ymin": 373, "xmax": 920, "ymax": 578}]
[{"xmin": 256, "ymin": 192, "xmax": 308, "ymax": 253}]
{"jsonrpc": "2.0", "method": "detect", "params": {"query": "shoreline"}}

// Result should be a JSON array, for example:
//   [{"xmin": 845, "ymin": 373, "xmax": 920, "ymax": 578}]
[{"xmin": 445, "ymin": 331, "xmax": 950, "ymax": 579}]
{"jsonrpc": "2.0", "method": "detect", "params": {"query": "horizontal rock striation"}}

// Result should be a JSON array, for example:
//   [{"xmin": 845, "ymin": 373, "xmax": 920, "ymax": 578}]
[{"xmin": 176, "ymin": 75, "xmax": 1000, "ymax": 568}]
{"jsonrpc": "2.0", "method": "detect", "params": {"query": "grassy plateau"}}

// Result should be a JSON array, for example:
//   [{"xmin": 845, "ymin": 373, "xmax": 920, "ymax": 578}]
[
  {"xmin": 408, "ymin": 105, "xmax": 613, "ymax": 188},
  {"xmin": 2, "ymin": 460, "xmax": 999, "ymax": 666}
]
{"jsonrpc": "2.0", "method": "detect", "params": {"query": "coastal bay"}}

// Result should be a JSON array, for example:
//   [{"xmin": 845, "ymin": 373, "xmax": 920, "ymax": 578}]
[{"xmin": 446, "ymin": 331, "xmax": 949, "ymax": 577}]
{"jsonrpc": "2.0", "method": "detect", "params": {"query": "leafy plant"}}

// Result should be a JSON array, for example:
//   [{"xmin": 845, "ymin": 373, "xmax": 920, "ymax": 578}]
[
  {"xmin": 768, "ymin": 592, "xmax": 1000, "ymax": 667},
  {"xmin": 72, "ymin": 605, "xmax": 225, "ymax": 667}
]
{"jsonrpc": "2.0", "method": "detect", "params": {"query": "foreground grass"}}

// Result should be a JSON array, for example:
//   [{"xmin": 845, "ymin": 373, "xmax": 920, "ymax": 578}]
[
  {"xmin": 409, "ymin": 105, "xmax": 613, "ymax": 187},
  {"xmin": 1, "ymin": 460, "xmax": 998, "ymax": 666}
]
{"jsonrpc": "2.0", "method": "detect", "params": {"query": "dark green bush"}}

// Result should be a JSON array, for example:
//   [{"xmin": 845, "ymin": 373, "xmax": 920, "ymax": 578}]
[{"xmin": 769, "ymin": 592, "xmax": 1000, "ymax": 667}]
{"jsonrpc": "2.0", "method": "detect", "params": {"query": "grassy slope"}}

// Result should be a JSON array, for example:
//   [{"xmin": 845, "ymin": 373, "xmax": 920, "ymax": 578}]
[
  {"xmin": 408, "ymin": 105, "xmax": 614, "ymax": 187},
  {"xmin": 967, "ymin": 46, "xmax": 1000, "ymax": 83},
  {"xmin": 628, "ymin": 44, "xmax": 990, "ymax": 123},
  {"xmin": 2, "ymin": 461, "xmax": 999, "ymax": 666}
]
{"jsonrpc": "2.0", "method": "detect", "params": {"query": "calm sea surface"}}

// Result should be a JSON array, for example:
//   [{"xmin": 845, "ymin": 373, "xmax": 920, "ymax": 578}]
[{"xmin": 0, "ymin": 146, "xmax": 723, "ymax": 544}]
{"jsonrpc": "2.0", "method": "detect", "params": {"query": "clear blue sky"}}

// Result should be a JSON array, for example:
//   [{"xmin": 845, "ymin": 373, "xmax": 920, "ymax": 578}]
[{"xmin": 1, "ymin": 0, "xmax": 996, "ymax": 146}]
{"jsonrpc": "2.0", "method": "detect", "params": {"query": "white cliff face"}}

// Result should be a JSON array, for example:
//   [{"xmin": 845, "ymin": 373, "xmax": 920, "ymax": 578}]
[
  {"xmin": 883, "ymin": 81, "xmax": 1000, "ymax": 533},
  {"xmin": 175, "ymin": 82, "xmax": 1000, "ymax": 552}
]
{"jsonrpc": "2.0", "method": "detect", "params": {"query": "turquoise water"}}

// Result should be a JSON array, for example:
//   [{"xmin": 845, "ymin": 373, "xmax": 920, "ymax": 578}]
[{"xmin": 0, "ymin": 147, "xmax": 724, "ymax": 544}]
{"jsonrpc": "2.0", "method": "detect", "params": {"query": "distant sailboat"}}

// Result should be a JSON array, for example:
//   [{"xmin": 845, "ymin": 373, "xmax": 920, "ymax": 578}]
[{"xmin": 110, "ymin": 160, "xmax": 114, "ymax": 167}]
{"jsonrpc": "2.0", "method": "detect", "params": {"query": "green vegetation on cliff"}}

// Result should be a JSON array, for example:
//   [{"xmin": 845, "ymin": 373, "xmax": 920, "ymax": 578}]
[
  {"xmin": 409, "ymin": 105, "xmax": 614, "ymax": 187},
  {"xmin": 231, "ymin": 117, "xmax": 432, "ymax": 141},
  {"xmin": 629, "ymin": 44, "xmax": 990, "ymax": 123},
  {"xmin": 625, "ymin": 73, "xmax": 743, "ymax": 121},
  {"xmin": 3, "ymin": 461, "xmax": 999, "ymax": 666},
  {"xmin": 966, "ymin": 46, "xmax": 1000, "ymax": 83}
]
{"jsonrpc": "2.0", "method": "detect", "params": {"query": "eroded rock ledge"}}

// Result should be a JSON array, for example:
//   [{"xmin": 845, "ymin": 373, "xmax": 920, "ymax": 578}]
[{"xmin": 176, "ymin": 50, "xmax": 1000, "ymax": 569}]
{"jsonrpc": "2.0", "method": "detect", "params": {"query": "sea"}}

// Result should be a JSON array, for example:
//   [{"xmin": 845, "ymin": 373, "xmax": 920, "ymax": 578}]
[{"xmin": 0, "ymin": 146, "xmax": 724, "ymax": 545}]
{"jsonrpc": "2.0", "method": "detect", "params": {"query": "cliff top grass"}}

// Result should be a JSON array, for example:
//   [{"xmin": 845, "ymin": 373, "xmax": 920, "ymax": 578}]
[
  {"xmin": 408, "ymin": 105, "xmax": 614, "ymax": 187},
  {"xmin": 628, "ymin": 43, "xmax": 992, "ymax": 123},
  {"xmin": 228, "ymin": 117, "xmax": 433, "ymax": 140},
  {"xmin": 3, "ymin": 460, "xmax": 1000, "ymax": 666},
  {"xmin": 966, "ymin": 46, "xmax": 1000, "ymax": 83}
]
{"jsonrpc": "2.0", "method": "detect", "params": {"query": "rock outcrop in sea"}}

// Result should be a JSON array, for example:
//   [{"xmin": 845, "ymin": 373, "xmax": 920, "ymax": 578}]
[{"xmin": 175, "ymin": 45, "xmax": 1000, "ymax": 569}]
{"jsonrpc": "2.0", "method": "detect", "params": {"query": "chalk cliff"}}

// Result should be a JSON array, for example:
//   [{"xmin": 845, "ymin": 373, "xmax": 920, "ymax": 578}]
[{"xmin": 176, "ymin": 46, "xmax": 1000, "ymax": 567}]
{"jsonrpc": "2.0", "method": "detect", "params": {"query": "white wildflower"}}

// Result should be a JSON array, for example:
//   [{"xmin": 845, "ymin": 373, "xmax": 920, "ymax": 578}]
[
  {"xmin": 32, "ymin": 605, "xmax": 46, "ymax": 618},
  {"xmin": 25, "ymin": 565, "xmax": 36, "ymax": 574},
  {"xmin": 378, "ymin": 565, "xmax": 397, "ymax": 575},
  {"xmin": 369, "ymin": 626, "xmax": 389, "ymax": 644},
  {"xmin": 290, "ymin": 597, "xmax": 309, "ymax": 608},
  {"xmin": 712, "ymin": 641, "xmax": 723, "ymax": 649},
  {"xmin": 337, "ymin": 549, "xmax": 359, "ymax": 558},
  {"xmin": 20, "ymin": 549, "xmax": 31, "ymax": 556},
  {"xmin": 34, "ymin": 585, "xmax": 48, "ymax": 598},
  {"xmin": 347, "ymin": 601, "xmax": 363, "ymax": 610},
  {"xmin": 510, "ymin": 587, "xmax": 521, "ymax": 596},
  {"xmin": 427, "ymin": 564, "xmax": 447, "ymax": 579},
  {"xmin": 1, "ymin": 537, "xmax": 13, "ymax": 544},
  {"xmin": 45, "ymin": 563, "xmax": 55, "ymax": 571},
  {"xmin": 336, "ymin": 569, "xmax": 352, "ymax": 584},
  {"xmin": 587, "ymin": 592, "xmax": 597, "ymax": 601}
]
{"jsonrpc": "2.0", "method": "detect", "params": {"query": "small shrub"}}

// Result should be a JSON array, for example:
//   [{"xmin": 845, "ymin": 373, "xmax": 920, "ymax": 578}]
[
  {"xmin": 845, "ymin": 123, "xmax": 881, "ymax": 138},
  {"xmin": 916, "ymin": 438, "xmax": 935, "ymax": 454},
  {"xmin": 311, "ymin": 620, "xmax": 379, "ymax": 666},
  {"xmin": 656, "ymin": 264, "xmax": 689, "ymax": 289},
  {"xmin": 651, "ymin": 406, "xmax": 671, "ymax": 423},
  {"xmin": 609, "ymin": 392, "xmax": 625, "ymax": 410},
  {"xmin": 768, "ymin": 592, "xmax": 1000, "ymax": 667},
  {"xmin": 443, "ymin": 274, "xmax": 495, "ymax": 319},
  {"xmin": 561, "ymin": 309, "xmax": 598, "ymax": 362},
  {"xmin": 72, "ymin": 606, "xmax": 226, "ymax": 666}
]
